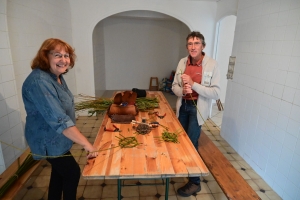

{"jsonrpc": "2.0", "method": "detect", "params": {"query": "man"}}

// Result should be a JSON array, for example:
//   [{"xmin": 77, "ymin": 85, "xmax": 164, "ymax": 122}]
[{"xmin": 172, "ymin": 31, "xmax": 220, "ymax": 197}]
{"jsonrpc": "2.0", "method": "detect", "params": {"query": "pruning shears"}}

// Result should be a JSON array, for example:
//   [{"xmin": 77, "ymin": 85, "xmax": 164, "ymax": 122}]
[
  {"xmin": 155, "ymin": 112, "xmax": 166, "ymax": 119},
  {"xmin": 149, "ymin": 121, "xmax": 168, "ymax": 130},
  {"xmin": 104, "ymin": 124, "xmax": 121, "ymax": 132}
]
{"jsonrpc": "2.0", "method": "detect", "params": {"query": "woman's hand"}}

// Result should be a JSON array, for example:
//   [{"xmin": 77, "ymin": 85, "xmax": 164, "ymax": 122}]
[
  {"xmin": 85, "ymin": 145, "xmax": 98, "ymax": 159},
  {"xmin": 62, "ymin": 126, "xmax": 99, "ymax": 159}
]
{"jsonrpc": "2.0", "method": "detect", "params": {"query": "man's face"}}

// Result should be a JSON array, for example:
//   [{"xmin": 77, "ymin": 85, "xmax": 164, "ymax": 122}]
[{"xmin": 186, "ymin": 37, "xmax": 205, "ymax": 61}]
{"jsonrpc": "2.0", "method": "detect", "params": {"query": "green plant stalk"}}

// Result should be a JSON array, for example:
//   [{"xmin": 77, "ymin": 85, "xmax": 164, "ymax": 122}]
[
  {"xmin": 75, "ymin": 96, "xmax": 159, "ymax": 114},
  {"xmin": 0, "ymin": 154, "xmax": 38, "ymax": 197},
  {"xmin": 135, "ymin": 97, "xmax": 159, "ymax": 111},
  {"xmin": 156, "ymin": 129, "xmax": 182, "ymax": 143},
  {"xmin": 188, "ymin": 93, "xmax": 211, "ymax": 132},
  {"xmin": 115, "ymin": 134, "xmax": 140, "ymax": 148}
]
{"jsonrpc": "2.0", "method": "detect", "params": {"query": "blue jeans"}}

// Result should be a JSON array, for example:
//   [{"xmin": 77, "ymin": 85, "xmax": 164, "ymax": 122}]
[{"xmin": 178, "ymin": 100, "xmax": 202, "ymax": 185}]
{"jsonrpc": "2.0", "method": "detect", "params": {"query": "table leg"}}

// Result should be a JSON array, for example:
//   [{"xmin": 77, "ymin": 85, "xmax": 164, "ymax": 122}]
[
  {"xmin": 165, "ymin": 178, "xmax": 169, "ymax": 200},
  {"xmin": 118, "ymin": 179, "xmax": 121, "ymax": 200}
]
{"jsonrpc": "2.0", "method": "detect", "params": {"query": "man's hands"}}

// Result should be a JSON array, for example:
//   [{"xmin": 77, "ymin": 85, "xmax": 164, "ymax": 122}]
[
  {"xmin": 181, "ymin": 74, "xmax": 194, "ymax": 86},
  {"xmin": 183, "ymin": 83, "xmax": 192, "ymax": 94},
  {"xmin": 181, "ymin": 74, "xmax": 193, "ymax": 94}
]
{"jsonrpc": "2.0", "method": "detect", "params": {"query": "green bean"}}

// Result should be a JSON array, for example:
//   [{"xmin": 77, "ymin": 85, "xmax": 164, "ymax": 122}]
[
  {"xmin": 157, "ymin": 129, "xmax": 182, "ymax": 143},
  {"xmin": 117, "ymin": 136, "xmax": 140, "ymax": 148}
]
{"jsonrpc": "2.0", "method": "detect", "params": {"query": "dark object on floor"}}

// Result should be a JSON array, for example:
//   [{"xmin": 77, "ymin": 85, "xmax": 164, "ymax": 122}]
[
  {"xmin": 198, "ymin": 132, "xmax": 261, "ymax": 200},
  {"xmin": 149, "ymin": 77, "xmax": 159, "ymax": 91},
  {"xmin": 132, "ymin": 88, "xmax": 146, "ymax": 98},
  {"xmin": 216, "ymin": 99, "xmax": 224, "ymax": 111},
  {"xmin": 161, "ymin": 70, "xmax": 175, "ymax": 94},
  {"xmin": 177, "ymin": 181, "xmax": 201, "ymax": 197}
]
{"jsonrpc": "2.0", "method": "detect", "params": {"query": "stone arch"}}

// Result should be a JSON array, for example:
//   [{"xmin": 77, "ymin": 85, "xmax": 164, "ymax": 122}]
[
  {"xmin": 90, "ymin": 9, "xmax": 193, "ymax": 34},
  {"xmin": 91, "ymin": 9, "xmax": 191, "ymax": 95}
]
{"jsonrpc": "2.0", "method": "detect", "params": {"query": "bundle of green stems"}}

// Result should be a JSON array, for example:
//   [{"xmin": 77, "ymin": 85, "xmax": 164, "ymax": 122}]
[
  {"xmin": 0, "ymin": 154, "xmax": 38, "ymax": 198},
  {"xmin": 75, "ymin": 94, "xmax": 159, "ymax": 115}
]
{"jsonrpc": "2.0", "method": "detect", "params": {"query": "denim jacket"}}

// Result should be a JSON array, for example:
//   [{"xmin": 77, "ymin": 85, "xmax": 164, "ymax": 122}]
[{"xmin": 22, "ymin": 69, "xmax": 75, "ymax": 160}]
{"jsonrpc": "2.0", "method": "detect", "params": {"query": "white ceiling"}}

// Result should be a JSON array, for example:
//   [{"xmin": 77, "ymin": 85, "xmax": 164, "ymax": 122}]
[{"xmin": 186, "ymin": 0, "xmax": 221, "ymax": 2}]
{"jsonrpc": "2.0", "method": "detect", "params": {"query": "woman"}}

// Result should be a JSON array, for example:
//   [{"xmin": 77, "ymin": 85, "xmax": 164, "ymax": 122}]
[{"xmin": 22, "ymin": 38, "xmax": 98, "ymax": 200}]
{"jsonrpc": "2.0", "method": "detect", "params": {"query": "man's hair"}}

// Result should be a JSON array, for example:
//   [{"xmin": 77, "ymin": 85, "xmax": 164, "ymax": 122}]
[{"xmin": 186, "ymin": 31, "xmax": 206, "ymax": 47}]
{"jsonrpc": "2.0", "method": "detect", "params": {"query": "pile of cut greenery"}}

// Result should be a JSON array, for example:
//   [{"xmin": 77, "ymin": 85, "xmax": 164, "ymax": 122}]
[
  {"xmin": 0, "ymin": 154, "xmax": 38, "ymax": 198},
  {"xmin": 75, "ymin": 94, "xmax": 159, "ymax": 116}
]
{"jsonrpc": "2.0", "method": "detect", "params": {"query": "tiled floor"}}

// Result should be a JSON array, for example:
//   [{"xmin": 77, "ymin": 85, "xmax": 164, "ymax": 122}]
[{"xmin": 13, "ymin": 92, "xmax": 282, "ymax": 200}]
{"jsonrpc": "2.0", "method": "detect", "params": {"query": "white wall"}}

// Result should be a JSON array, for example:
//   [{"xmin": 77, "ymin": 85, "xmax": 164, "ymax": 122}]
[
  {"xmin": 99, "ymin": 14, "xmax": 189, "ymax": 90},
  {"xmin": 0, "ymin": 0, "xmax": 75, "ymax": 173},
  {"xmin": 215, "ymin": 0, "xmax": 238, "ymax": 21},
  {"xmin": 221, "ymin": 0, "xmax": 300, "ymax": 199},
  {"xmin": 215, "ymin": 15, "xmax": 236, "ymax": 103},
  {"xmin": 93, "ymin": 21, "xmax": 106, "ymax": 96},
  {"xmin": 69, "ymin": 0, "xmax": 218, "ymax": 96},
  {"xmin": 7, "ymin": 0, "xmax": 76, "ymax": 122},
  {"xmin": 0, "ymin": 0, "xmax": 21, "ymax": 173}
]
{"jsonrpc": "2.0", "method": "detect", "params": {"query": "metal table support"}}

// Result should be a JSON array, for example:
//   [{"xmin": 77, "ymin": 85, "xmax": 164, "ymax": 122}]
[{"xmin": 117, "ymin": 178, "xmax": 170, "ymax": 200}]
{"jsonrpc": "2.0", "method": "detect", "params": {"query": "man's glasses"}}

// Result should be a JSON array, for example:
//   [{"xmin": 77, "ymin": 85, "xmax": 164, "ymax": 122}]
[
  {"xmin": 187, "ymin": 42, "xmax": 201, "ymax": 47},
  {"xmin": 49, "ymin": 52, "xmax": 70, "ymax": 59}
]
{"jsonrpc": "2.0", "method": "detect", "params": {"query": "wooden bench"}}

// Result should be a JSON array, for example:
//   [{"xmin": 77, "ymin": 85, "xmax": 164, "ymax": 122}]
[
  {"xmin": 198, "ymin": 131, "xmax": 261, "ymax": 200},
  {"xmin": 0, "ymin": 148, "xmax": 41, "ymax": 199}
]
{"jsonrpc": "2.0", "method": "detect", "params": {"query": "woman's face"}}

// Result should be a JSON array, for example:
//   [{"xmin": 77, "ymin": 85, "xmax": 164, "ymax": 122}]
[{"xmin": 48, "ymin": 46, "xmax": 70, "ymax": 77}]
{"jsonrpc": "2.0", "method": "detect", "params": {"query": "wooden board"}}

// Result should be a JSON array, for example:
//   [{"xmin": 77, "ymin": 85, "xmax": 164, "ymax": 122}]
[
  {"xmin": 82, "ymin": 91, "xmax": 209, "ymax": 180},
  {"xmin": 198, "ymin": 132, "xmax": 261, "ymax": 200},
  {"xmin": 0, "ymin": 148, "xmax": 41, "ymax": 199}
]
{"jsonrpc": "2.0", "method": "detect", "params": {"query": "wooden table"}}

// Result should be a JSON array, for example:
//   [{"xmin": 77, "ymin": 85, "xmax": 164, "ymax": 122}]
[{"xmin": 82, "ymin": 91, "xmax": 209, "ymax": 199}]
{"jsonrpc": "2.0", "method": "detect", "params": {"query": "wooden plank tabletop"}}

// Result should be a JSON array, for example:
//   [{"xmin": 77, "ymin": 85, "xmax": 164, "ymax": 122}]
[{"xmin": 82, "ymin": 91, "xmax": 209, "ymax": 180}]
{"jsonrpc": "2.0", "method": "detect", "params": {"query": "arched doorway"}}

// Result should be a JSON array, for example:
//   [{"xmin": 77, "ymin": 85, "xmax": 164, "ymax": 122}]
[
  {"xmin": 214, "ymin": 15, "xmax": 237, "ymax": 104},
  {"xmin": 209, "ymin": 15, "xmax": 236, "ymax": 124},
  {"xmin": 92, "ymin": 10, "xmax": 190, "ymax": 96}
]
